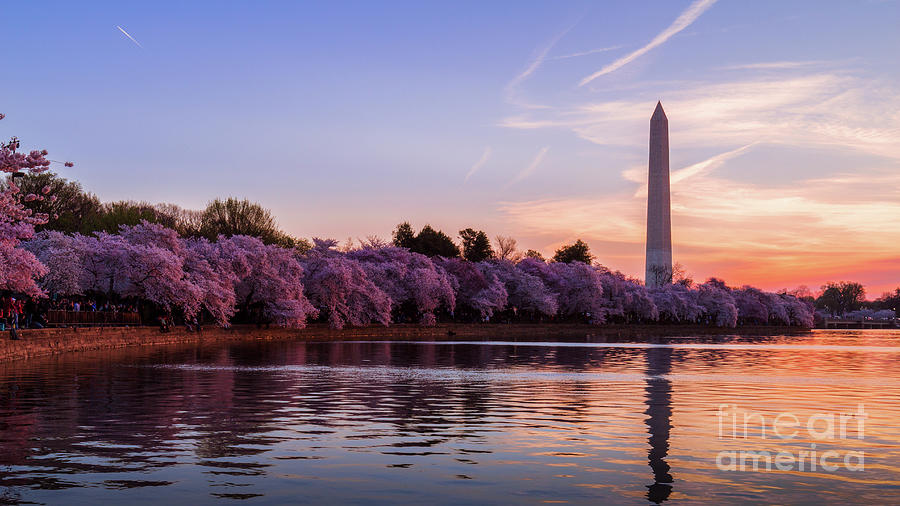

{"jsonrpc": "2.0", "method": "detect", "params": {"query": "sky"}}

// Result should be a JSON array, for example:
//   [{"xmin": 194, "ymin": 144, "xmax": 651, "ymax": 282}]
[{"xmin": 2, "ymin": 0, "xmax": 899, "ymax": 296}]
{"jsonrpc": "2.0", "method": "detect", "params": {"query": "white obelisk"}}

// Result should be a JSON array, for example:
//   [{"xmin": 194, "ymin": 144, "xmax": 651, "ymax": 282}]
[{"xmin": 645, "ymin": 101, "xmax": 672, "ymax": 288}]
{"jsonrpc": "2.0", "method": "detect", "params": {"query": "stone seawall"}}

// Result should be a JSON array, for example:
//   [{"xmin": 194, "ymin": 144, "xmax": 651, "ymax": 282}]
[{"xmin": 0, "ymin": 323, "xmax": 810, "ymax": 364}]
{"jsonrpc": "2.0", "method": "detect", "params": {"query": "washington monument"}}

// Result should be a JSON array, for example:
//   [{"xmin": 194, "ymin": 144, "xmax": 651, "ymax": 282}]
[{"xmin": 645, "ymin": 101, "xmax": 672, "ymax": 288}]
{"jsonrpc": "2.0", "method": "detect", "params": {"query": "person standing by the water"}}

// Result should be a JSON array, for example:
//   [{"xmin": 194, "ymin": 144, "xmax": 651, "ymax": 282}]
[
  {"xmin": 0, "ymin": 296, "xmax": 8, "ymax": 331},
  {"xmin": 24, "ymin": 298, "xmax": 36, "ymax": 329},
  {"xmin": 16, "ymin": 298, "xmax": 24, "ymax": 328},
  {"xmin": 7, "ymin": 297, "xmax": 19, "ymax": 340},
  {"xmin": 3, "ymin": 296, "xmax": 20, "ymax": 330},
  {"xmin": 10, "ymin": 298, "xmax": 19, "ymax": 330}
]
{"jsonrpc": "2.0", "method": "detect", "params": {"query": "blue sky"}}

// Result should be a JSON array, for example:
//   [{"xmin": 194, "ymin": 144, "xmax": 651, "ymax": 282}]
[{"xmin": 3, "ymin": 1, "xmax": 900, "ymax": 293}]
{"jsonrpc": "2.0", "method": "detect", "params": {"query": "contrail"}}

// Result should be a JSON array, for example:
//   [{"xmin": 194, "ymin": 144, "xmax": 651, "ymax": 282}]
[
  {"xmin": 504, "ymin": 15, "xmax": 584, "ymax": 106},
  {"xmin": 506, "ymin": 146, "xmax": 550, "ymax": 187},
  {"xmin": 551, "ymin": 45, "xmax": 622, "ymax": 60},
  {"xmin": 116, "ymin": 25, "xmax": 143, "ymax": 48},
  {"xmin": 465, "ymin": 147, "xmax": 492, "ymax": 183},
  {"xmin": 578, "ymin": 0, "xmax": 717, "ymax": 86}
]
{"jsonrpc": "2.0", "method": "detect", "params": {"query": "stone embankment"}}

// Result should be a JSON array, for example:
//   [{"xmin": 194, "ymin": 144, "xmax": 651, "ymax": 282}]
[{"xmin": 0, "ymin": 323, "xmax": 810, "ymax": 364}]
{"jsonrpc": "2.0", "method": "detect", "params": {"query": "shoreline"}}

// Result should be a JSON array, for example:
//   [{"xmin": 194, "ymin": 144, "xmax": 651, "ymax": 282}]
[{"xmin": 0, "ymin": 323, "xmax": 817, "ymax": 364}]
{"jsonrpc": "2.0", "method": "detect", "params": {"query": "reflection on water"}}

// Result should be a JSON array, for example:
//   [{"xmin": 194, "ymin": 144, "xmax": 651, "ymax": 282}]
[
  {"xmin": 0, "ymin": 330, "xmax": 899, "ymax": 504},
  {"xmin": 645, "ymin": 347, "xmax": 673, "ymax": 503}
]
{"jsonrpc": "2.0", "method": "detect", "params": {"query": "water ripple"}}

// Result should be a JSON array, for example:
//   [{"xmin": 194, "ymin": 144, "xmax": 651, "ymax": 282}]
[{"xmin": 0, "ymin": 331, "xmax": 897, "ymax": 504}]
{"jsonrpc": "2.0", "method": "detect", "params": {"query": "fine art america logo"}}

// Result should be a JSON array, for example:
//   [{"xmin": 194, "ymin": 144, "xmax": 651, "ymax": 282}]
[{"xmin": 715, "ymin": 404, "xmax": 867, "ymax": 472}]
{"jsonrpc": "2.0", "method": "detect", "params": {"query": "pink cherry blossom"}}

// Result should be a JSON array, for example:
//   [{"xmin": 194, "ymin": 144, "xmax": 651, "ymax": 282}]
[
  {"xmin": 0, "ymin": 115, "xmax": 55, "ymax": 296},
  {"xmin": 436, "ymin": 257, "xmax": 507, "ymax": 321},
  {"xmin": 221, "ymin": 234, "xmax": 318, "ymax": 328},
  {"xmin": 517, "ymin": 258, "xmax": 605, "ymax": 324},
  {"xmin": 347, "ymin": 246, "xmax": 455, "ymax": 325},
  {"xmin": 301, "ymin": 239, "xmax": 391, "ymax": 329},
  {"xmin": 488, "ymin": 259, "xmax": 557, "ymax": 318}
]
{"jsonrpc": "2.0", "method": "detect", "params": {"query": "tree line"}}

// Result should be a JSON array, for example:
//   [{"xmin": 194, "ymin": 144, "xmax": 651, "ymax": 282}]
[
  {"xmin": 21, "ymin": 222, "xmax": 818, "ymax": 329},
  {"xmin": 5, "ymin": 171, "xmax": 308, "ymax": 250},
  {"xmin": 813, "ymin": 281, "xmax": 898, "ymax": 319},
  {"xmin": 2, "ymin": 117, "xmax": 892, "ymax": 331}
]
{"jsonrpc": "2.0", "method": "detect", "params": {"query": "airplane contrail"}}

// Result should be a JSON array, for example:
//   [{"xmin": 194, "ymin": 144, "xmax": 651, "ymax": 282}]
[
  {"xmin": 465, "ymin": 147, "xmax": 492, "ymax": 183},
  {"xmin": 116, "ymin": 25, "xmax": 143, "ymax": 48},
  {"xmin": 578, "ymin": 0, "xmax": 717, "ymax": 86}
]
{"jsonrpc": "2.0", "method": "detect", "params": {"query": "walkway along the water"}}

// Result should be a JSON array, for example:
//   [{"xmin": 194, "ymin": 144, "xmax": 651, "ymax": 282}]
[{"xmin": 0, "ymin": 323, "xmax": 819, "ymax": 364}]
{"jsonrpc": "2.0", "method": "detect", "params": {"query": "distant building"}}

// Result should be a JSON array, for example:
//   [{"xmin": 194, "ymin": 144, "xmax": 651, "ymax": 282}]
[{"xmin": 645, "ymin": 102, "xmax": 672, "ymax": 288}]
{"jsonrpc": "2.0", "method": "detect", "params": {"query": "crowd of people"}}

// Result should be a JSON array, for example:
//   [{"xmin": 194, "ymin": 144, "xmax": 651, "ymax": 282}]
[
  {"xmin": 1, "ymin": 294, "xmax": 142, "ymax": 336},
  {"xmin": 1, "ymin": 294, "xmax": 47, "ymax": 333},
  {"xmin": 48, "ymin": 297, "xmax": 137, "ymax": 314}
]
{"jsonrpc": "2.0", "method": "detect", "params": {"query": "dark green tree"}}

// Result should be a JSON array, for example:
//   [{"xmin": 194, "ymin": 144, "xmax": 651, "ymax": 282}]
[
  {"xmin": 392, "ymin": 222, "xmax": 416, "ymax": 249},
  {"xmin": 199, "ymin": 197, "xmax": 302, "ymax": 247},
  {"xmin": 77, "ymin": 200, "xmax": 205, "ymax": 237},
  {"xmin": 415, "ymin": 225, "xmax": 460, "ymax": 258},
  {"xmin": 86, "ymin": 200, "xmax": 160, "ymax": 233},
  {"xmin": 7, "ymin": 172, "xmax": 101, "ymax": 234},
  {"xmin": 875, "ymin": 288, "xmax": 900, "ymax": 317},
  {"xmin": 459, "ymin": 228, "xmax": 493, "ymax": 262},
  {"xmin": 150, "ymin": 202, "xmax": 202, "ymax": 237},
  {"xmin": 552, "ymin": 239, "xmax": 593, "ymax": 264},
  {"xmin": 816, "ymin": 281, "xmax": 866, "ymax": 316},
  {"xmin": 391, "ymin": 222, "xmax": 460, "ymax": 258},
  {"xmin": 524, "ymin": 249, "xmax": 545, "ymax": 261}
]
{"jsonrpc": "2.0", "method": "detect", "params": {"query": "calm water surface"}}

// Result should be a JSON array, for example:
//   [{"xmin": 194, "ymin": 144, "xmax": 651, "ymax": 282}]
[{"xmin": 1, "ymin": 330, "xmax": 899, "ymax": 504}]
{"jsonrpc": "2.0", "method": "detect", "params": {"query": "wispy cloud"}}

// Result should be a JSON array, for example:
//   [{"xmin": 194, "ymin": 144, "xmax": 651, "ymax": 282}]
[
  {"xmin": 505, "ymin": 19, "xmax": 582, "ymax": 107},
  {"xmin": 670, "ymin": 143, "xmax": 755, "ymax": 185},
  {"xmin": 500, "ymin": 162, "xmax": 900, "ymax": 293},
  {"xmin": 503, "ymin": 73, "xmax": 900, "ymax": 160},
  {"xmin": 632, "ymin": 143, "xmax": 756, "ymax": 198},
  {"xmin": 506, "ymin": 146, "xmax": 550, "ymax": 187},
  {"xmin": 719, "ymin": 60, "xmax": 830, "ymax": 71},
  {"xmin": 551, "ymin": 45, "xmax": 623, "ymax": 60},
  {"xmin": 116, "ymin": 25, "xmax": 143, "ymax": 48},
  {"xmin": 578, "ymin": 0, "xmax": 718, "ymax": 86},
  {"xmin": 464, "ymin": 147, "xmax": 492, "ymax": 183},
  {"xmin": 491, "ymin": 3, "xmax": 899, "ymax": 294},
  {"xmin": 497, "ymin": 56, "xmax": 900, "ymax": 293}
]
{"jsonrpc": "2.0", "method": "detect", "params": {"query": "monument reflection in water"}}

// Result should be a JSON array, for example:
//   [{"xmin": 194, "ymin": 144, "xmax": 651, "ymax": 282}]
[
  {"xmin": 1, "ymin": 333, "xmax": 900, "ymax": 504},
  {"xmin": 645, "ymin": 346, "xmax": 674, "ymax": 503}
]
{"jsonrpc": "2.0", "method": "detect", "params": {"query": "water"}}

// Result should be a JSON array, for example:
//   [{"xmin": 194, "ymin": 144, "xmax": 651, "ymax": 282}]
[{"xmin": 1, "ymin": 330, "xmax": 899, "ymax": 504}]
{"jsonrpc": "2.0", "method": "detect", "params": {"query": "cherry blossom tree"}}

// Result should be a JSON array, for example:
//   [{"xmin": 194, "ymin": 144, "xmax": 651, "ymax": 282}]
[
  {"xmin": 734, "ymin": 286, "xmax": 808, "ymax": 326},
  {"xmin": 347, "ymin": 246, "xmax": 455, "ymax": 325},
  {"xmin": 597, "ymin": 269, "xmax": 627, "ymax": 321},
  {"xmin": 0, "ymin": 241, "xmax": 48, "ymax": 298},
  {"xmin": 436, "ymin": 257, "xmax": 507, "ymax": 321},
  {"xmin": 873, "ymin": 309, "xmax": 896, "ymax": 320},
  {"xmin": 697, "ymin": 279, "xmax": 738, "ymax": 328},
  {"xmin": 18, "ymin": 218, "xmax": 818, "ymax": 330},
  {"xmin": 72, "ymin": 233, "xmax": 117, "ymax": 295},
  {"xmin": 0, "ymin": 115, "xmax": 54, "ymax": 297},
  {"xmin": 220, "ymin": 234, "xmax": 317, "ymax": 328},
  {"xmin": 733, "ymin": 286, "xmax": 769, "ymax": 325},
  {"xmin": 763, "ymin": 291, "xmax": 790, "ymax": 325},
  {"xmin": 650, "ymin": 283, "xmax": 702, "ymax": 323},
  {"xmin": 23, "ymin": 230, "xmax": 85, "ymax": 296},
  {"xmin": 517, "ymin": 258, "xmax": 605, "ymax": 323},
  {"xmin": 783, "ymin": 294, "xmax": 815, "ymax": 327},
  {"xmin": 488, "ymin": 259, "xmax": 557, "ymax": 318},
  {"xmin": 108, "ymin": 223, "xmax": 201, "ymax": 318},
  {"xmin": 300, "ymin": 239, "xmax": 391, "ymax": 329},
  {"xmin": 619, "ymin": 275, "xmax": 659, "ymax": 322},
  {"xmin": 182, "ymin": 237, "xmax": 240, "ymax": 326},
  {"xmin": 596, "ymin": 268, "xmax": 658, "ymax": 322}
]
